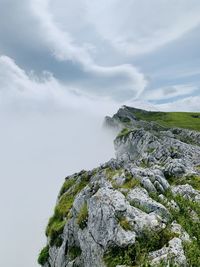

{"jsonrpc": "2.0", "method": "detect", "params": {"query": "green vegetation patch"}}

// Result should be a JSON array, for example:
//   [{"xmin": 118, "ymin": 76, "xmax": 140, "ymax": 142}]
[
  {"xmin": 121, "ymin": 177, "xmax": 140, "ymax": 190},
  {"xmin": 195, "ymin": 165, "xmax": 200, "ymax": 171},
  {"xmin": 118, "ymin": 116, "xmax": 131, "ymax": 124},
  {"xmin": 170, "ymin": 194, "xmax": 200, "ymax": 244},
  {"xmin": 173, "ymin": 197, "xmax": 200, "ymax": 266},
  {"xmin": 38, "ymin": 245, "xmax": 49, "ymax": 265},
  {"xmin": 118, "ymin": 216, "xmax": 133, "ymax": 231},
  {"xmin": 46, "ymin": 172, "xmax": 91, "ymax": 246},
  {"xmin": 127, "ymin": 108, "xmax": 200, "ymax": 132},
  {"xmin": 59, "ymin": 177, "xmax": 75, "ymax": 196},
  {"xmin": 104, "ymin": 226, "xmax": 175, "ymax": 267},
  {"xmin": 140, "ymin": 159, "xmax": 150, "ymax": 168},
  {"xmin": 116, "ymin": 128, "xmax": 134, "ymax": 139},
  {"xmin": 76, "ymin": 202, "xmax": 89, "ymax": 230},
  {"xmin": 136, "ymin": 189, "xmax": 200, "ymax": 266},
  {"xmin": 168, "ymin": 174, "xmax": 200, "ymax": 191},
  {"xmin": 105, "ymin": 167, "xmax": 123, "ymax": 181},
  {"xmin": 161, "ymin": 190, "xmax": 200, "ymax": 266},
  {"xmin": 147, "ymin": 147, "xmax": 156, "ymax": 154},
  {"xmin": 105, "ymin": 167, "xmax": 140, "ymax": 190},
  {"xmin": 68, "ymin": 246, "xmax": 82, "ymax": 260},
  {"xmin": 184, "ymin": 240, "xmax": 200, "ymax": 267}
]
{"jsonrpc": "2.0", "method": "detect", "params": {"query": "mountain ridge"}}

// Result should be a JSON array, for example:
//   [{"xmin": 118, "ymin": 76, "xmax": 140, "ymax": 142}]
[{"xmin": 38, "ymin": 106, "xmax": 200, "ymax": 267}]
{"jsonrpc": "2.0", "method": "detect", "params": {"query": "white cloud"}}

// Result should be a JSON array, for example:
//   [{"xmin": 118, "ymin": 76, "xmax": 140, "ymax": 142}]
[
  {"xmin": 141, "ymin": 84, "xmax": 198, "ymax": 101},
  {"xmin": 0, "ymin": 55, "xmax": 120, "ymax": 114},
  {"xmin": 28, "ymin": 0, "xmax": 200, "ymax": 101},
  {"xmin": 156, "ymin": 95, "xmax": 200, "ymax": 112},
  {"xmin": 31, "ymin": 0, "xmax": 200, "ymax": 59},
  {"xmin": 85, "ymin": 0, "xmax": 200, "ymax": 55},
  {"xmin": 30, "ymin": 0, "xmax": 91, "ymax": 64},
  {"xmin": 29, "ymin": 0, "xmax": 147, "ymax": 99}
]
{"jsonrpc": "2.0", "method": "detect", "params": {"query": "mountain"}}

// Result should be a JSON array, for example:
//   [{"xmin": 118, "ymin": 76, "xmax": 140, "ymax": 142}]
[{"xmin": 38, "ymin": 106, "xmax": 200, "ymax": 267}]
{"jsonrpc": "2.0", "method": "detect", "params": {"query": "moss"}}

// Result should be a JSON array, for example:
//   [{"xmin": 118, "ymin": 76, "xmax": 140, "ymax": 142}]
[
  {"xmin": 46, "ymin": 172, "xmax": 91, "ymax": 246},
  {"xmin": 76, "ymin": 202, "xmax": 88, "ymax": 230},
  {"xmin": 38, "ymin": 245, "xmax": 49, "ymax": 265},
  {"xmin": 68, "ymin": 246, "xmax": 82, "ymax": 260}
]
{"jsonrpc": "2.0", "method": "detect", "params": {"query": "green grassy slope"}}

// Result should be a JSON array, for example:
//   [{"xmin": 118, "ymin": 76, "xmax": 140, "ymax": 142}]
[{"xmin": 128, "ymin": 109, "xmax": 200, "ymax": 132}]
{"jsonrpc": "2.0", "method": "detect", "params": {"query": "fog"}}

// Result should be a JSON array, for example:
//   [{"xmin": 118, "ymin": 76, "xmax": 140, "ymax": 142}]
[{"xmin": 0, "ymin": 109, "xmax": 116, "ymax": 267}]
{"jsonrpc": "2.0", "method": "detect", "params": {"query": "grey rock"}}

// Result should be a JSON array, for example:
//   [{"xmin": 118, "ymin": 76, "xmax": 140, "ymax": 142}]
[{"xmin": 127, "ymin": 187, "xmax": 170, "ymax": 221}]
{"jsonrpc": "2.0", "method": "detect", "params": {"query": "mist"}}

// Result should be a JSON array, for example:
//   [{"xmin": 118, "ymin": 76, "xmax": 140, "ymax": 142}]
[{"xmin": 0, "ymin": 108, "xmax": 116, "ymax": 267}]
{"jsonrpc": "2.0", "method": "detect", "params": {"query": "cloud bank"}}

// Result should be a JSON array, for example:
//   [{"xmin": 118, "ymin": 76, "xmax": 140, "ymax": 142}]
[{"xmin": 0, "ymin": 2, "xmax": 200, "ymax": 267}]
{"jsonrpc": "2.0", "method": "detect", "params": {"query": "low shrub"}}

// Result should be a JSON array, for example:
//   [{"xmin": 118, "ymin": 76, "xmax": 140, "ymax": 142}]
[
  {"xmin": 76, "ymin": 202, "xmax": 88, "ymax": 230},
  {"xmin": 38, "ymin": 245, "xmax": 49, "ymax": 265},
  {"xmin": 68, "ymin": 245, "xmax": 82, "ymax": 260}
]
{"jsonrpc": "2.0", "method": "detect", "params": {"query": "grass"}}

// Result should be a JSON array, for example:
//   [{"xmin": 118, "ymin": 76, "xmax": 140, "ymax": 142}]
[
  {"xmin": 121, "ymin": 177, "xmax": 140, "ymax": 189},
  {"xmin": 118, "ymin": 216, "xmax": 133, "ymax": 231},
  {"xmin": 105, "ymin": 167, "xmax": 140, "ymax": 190},
  {"xmin": 76, "ymin": 202, "xmax": 89, "ymax": 229},
  {"xmin": 195, "ymin": 165, "xmax": 200, "ymax": 171},
  {"xmin": 103, "ymin": 227, "xmax": 176, "ymax": 267},
  {"xmin": 172, "ymin": 197, "xmax": 200, "ymax": 266},
  {"xmin": 184, "ymin": 240, "xmax": 200, "ymax": 267},
  {"xmin": 68, "ymin": 246, "xmax": 82, "ymax": 260},
  {"xmin": 147, "ymin": 147, "xmax": 156, "ymax": 154},
  {"xmin": 130, "ymin": 201, "xmax": 150, "ymax": 213},
  {"xmin": 160, "ymin": 190, "xmax": 200, "ymax": 266},
  {"xmin": 105, "ymin": 167, "xmax": 123, "ymax": 180},
  {"xmin": 168, "ymin": 174, "xmax": 200, "ymax": 191},
  {"xmin": 59, "ymin": 177, "xmax": 75, "ymax": 196},
  {"xmin": 140, "ymin": 159, "xmax": 150, "ymax": 168},
  {"xmin": 38, "ymin": 245, "xmax": 49, "ymax": 265},
  {"xmin": 125, "ymin": 107, "xmax": 200, "ymax": 132},
  {"xmin": 145, "ymin": 189, "xmax": 200, "ymax": 266},
  {"xmin": 170, "ymin": 194, "xmax": 200, "ymax": 243},
  {"xmin": 46, "ymin": 172, "xmax": 90, "ymax": 246},
  {"xmin": 116, "ymin": 128, "xmax": 133, "ymax": 139}
]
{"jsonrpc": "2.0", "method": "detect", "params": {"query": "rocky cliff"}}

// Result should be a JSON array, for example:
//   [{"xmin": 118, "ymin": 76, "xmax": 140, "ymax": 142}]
[{"xmin": 38, "ymin": 106, "xmax": 200, "ymax": 267}]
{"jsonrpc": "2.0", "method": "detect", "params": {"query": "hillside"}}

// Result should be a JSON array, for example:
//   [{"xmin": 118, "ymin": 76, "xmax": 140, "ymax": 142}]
[{"xmin": 38, "ymin": 106, "xmax": 200, "ymax": 267}]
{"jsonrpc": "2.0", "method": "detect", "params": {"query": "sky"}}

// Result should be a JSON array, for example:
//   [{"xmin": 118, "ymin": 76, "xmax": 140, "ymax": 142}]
[{"xmin": 0, "ymin": 1, "xmax": 200, "ymax": 267}]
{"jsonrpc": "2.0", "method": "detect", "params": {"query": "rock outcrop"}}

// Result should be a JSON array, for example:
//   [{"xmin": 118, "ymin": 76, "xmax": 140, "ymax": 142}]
[{"xmin": 38, "ymin": 106, "xmax": 200, "ymax": 267}]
